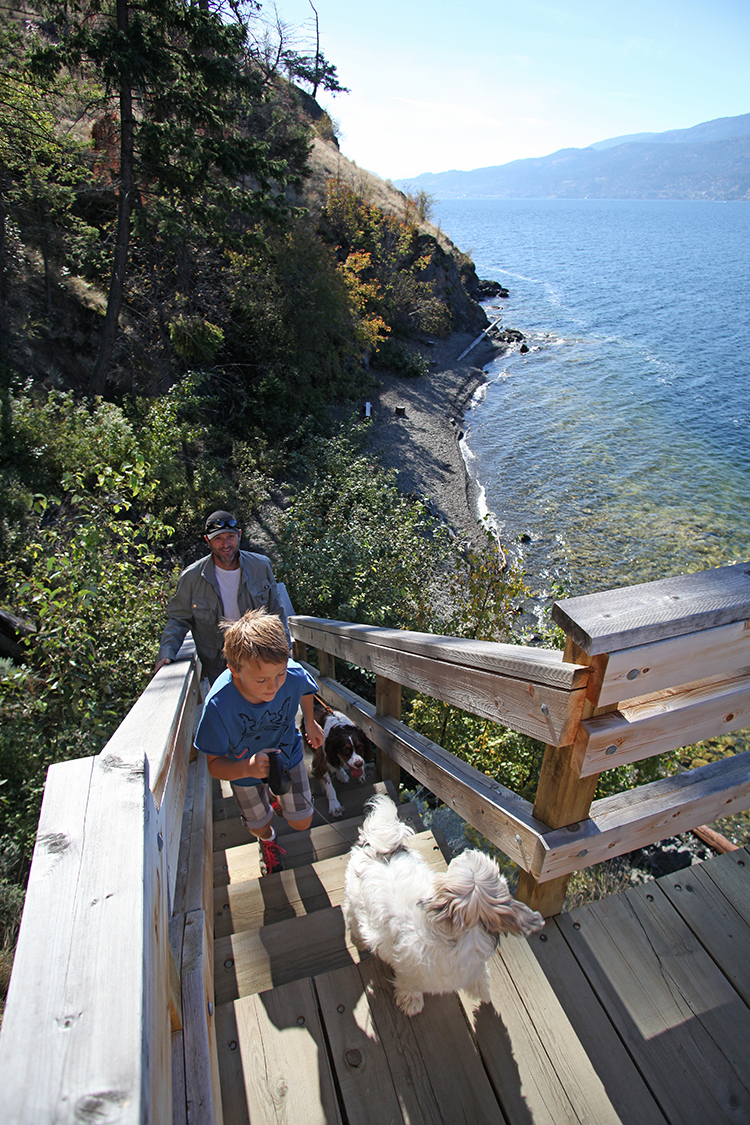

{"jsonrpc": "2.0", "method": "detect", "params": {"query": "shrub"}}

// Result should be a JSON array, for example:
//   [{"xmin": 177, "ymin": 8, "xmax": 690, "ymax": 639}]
[
  {"xmin": 276, "ymin": 425, "xmax": 451, "ymax": 629},
  {"xmin": 372, "ymin": 339, "xmax": 429, "ymax": 378},
  {"xmin": 0, "ymin": 464, "xmax": 176, "ymax": 859}
]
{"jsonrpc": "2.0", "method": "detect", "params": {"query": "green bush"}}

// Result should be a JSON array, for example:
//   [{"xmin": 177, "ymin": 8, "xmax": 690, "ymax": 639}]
[
  {"xmin": 372, "ymin": 339, "xmax": 430, "ymax": 378},
  {"xmin": 276, "ymin": 425, "xmax": 452, "ymax": 629},
  {"xmin": 0, "ymin": 464, "xmax": 177, "ymax": 858}
]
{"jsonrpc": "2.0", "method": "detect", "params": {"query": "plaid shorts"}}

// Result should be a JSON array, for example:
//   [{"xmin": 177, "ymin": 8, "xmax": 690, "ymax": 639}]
[{"xmin": 230, "ymin": 759, "xmax": 313, "ymax": 832}]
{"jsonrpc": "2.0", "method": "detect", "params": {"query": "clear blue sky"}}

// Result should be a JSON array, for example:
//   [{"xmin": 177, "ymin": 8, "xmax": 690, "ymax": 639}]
[{"xmin": 271, "ymin": 0, "xmax": 750, "ymax": 181}]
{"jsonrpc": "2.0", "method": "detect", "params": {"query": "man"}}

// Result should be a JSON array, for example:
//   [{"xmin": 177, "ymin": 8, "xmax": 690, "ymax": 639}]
[{"xmin": 154, "ymin": 510, "xmax": 289, "ymax": 683}]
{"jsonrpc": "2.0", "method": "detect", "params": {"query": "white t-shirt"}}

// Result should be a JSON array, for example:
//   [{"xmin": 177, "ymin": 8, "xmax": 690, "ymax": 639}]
[{"xmin": 214, "ymin": 565, "xmax": 242, "ymax": 621}]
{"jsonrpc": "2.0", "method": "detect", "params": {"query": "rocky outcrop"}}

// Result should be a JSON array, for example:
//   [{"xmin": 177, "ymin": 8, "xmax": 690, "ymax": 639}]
[{"xmin": 412, "ymin": 233, "xmax": 489, "ymax": 334}]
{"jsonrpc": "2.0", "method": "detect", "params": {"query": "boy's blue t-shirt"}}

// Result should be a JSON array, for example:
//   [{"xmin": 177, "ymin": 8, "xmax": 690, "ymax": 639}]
[{"xmin": 194, "ymin": 660, "xmax": 318, "ymax": 787}]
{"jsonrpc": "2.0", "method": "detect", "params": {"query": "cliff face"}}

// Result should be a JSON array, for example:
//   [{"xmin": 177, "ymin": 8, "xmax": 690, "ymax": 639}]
[
  {"xmin": 412, "ymin": 233, "xmax": 488, "ymax": 333},
  {"xmin": 301, "ymin": 136, "xmax": 489, "ymax": 335}
]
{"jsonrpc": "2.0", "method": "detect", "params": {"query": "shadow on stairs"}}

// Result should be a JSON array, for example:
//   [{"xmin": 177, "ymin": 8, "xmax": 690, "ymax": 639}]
[{"xmin": 209, "ymin": 769, "xmax": 619, "ymax": 1125}]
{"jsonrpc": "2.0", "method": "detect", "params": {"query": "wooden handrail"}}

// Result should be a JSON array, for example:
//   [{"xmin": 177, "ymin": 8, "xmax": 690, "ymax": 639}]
[
  {"xmin": 551, "ymin": 560, "xmax": 750, "ymax": 654},
  {"xmin": 291, "ymin": 617, "xmax": 590, "ymax": 746},
  {"xmin": 291, "ymin": 616, "xmax": 590, "ymax": 688},
  {"xmin": 0, "ymin": 639, "xmax": 202, "ymax": 1124},
  {"xmin": 291, "ymin": 560, "xmax": 750, "ymax": 914}
]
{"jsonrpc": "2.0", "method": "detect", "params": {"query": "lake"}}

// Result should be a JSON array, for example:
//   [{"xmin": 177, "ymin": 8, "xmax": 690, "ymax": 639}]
[{"xmin": 434, "ymin": 197, "xmax": 750, "ymax": 602}]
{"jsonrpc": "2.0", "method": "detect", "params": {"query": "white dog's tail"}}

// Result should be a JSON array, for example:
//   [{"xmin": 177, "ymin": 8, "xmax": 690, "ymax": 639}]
[{"xmin": 357, "ymin": 794, "xmax": 415, "ymax": 857}]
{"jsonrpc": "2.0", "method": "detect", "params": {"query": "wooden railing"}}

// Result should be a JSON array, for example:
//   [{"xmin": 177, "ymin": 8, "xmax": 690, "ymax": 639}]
[
  {"xmin": 0, "ymin": 638, "xmax": 214, "ymax": 1124},
  {"xmin": 1, "ymin": 561, "xmax": 748, "ymax": 1121},
  {"xmin": 291, "ymin": 559, "xmax": 750, "ymax": 916}
]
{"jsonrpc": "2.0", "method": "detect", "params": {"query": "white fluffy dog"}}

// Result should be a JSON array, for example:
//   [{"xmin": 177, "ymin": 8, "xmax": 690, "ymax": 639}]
[{"xmin": 344, "ymin": 795, "xmax": 544, "ymax": 1016}]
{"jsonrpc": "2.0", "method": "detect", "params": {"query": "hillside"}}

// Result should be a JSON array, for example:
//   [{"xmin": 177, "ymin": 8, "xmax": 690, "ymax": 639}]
[{"xmin": 396, "ymin": 113, "xmax": 750, "ymax": 201}]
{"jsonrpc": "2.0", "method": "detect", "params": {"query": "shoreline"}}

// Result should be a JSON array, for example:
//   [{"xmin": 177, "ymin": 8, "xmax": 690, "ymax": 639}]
[{"xmin": 363, "ymin": 330, "xmax": 505, "ymax": 547}]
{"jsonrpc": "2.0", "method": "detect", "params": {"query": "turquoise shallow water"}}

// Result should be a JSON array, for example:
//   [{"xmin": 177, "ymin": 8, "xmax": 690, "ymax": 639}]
[{"xmin": 434, "ymin": 198, "xmax": 750, "ymax": 599}]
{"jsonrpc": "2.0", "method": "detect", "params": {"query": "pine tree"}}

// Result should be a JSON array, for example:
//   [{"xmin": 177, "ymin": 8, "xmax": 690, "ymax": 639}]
[{"xmin": 29, "ymin": 0, "xmax": 310, "ymax": 393}]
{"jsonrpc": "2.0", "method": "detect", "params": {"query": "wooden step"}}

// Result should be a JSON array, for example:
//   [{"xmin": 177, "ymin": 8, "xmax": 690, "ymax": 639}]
[
  {"xmin": 215, "ymin": 978, "xmax": 342, "ymax": 1125},
  {"xmin": 213, "ymin": 779, "xmax": 396, "ymax": 851},
  {"xmin": 214, "ymin": 827, "xmax": 448, "ymax": 1001},
  {"xmin": 215, "ymin": 959, "xmax": 502, "ymax": 1125},
  {"xmin": 215, "ymin": 902, "xmax": 369, "ymax": 1004},
  {"xmin": 214, "ymin": 830, "xmax": 449, "ymax": 939},
  {"xmin": 213, "ymin": 799, "xmax": 423, "ymax": 887}
]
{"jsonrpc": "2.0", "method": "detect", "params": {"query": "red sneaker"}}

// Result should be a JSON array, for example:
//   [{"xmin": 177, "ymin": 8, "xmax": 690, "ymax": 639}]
[
  {"xmin": 269, "ymin": 793, "xmax": 283, "ymax": 817},
  {"xmin": 259, "ymin": 836, "xmax": 286, "ymax": 876}
]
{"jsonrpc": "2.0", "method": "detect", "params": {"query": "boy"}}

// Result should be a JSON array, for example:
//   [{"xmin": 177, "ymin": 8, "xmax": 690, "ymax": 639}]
[{"xmin": 194, "ymin": 608, "xmax": 324, "ymax": 875}]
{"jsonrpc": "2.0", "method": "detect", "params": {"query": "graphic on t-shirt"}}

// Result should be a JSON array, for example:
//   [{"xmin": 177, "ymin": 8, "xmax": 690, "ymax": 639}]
[{"xmin": 228, "ymin": 697, "xmax": 295, "ymax": 759}]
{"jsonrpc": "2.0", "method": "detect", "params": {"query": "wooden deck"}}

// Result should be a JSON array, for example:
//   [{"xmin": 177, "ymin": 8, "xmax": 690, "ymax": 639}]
[{"xmin": 200, "ymin": 769, "xmax": 750, "ymax": 1125}]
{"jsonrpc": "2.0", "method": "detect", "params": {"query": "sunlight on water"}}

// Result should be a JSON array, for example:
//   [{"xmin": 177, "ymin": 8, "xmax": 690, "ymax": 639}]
[{"xmin": 437, "ymin": 198, "xmax": 750, "ymax": 598}]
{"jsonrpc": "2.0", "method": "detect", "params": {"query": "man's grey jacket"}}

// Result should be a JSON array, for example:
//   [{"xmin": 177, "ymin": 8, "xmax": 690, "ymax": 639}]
[{"xmin": 157, "ymin": 551, "xmax": 289, "ymax": 682}]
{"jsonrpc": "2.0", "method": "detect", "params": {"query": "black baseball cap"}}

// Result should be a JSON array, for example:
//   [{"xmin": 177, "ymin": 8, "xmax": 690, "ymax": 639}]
[{"xmin": 205, "ymin": 510, "xmax": 240, "ymax": 539}]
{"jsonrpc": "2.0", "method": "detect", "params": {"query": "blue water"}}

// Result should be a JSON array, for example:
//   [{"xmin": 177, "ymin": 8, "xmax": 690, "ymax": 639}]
[{"xmin": 434, "ymin": 198, "xmax": 750, "ymax": 598}]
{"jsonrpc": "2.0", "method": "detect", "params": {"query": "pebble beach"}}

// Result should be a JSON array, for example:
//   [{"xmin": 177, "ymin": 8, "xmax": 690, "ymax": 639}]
[{"xmin": 363, "ymin": 331, "xmax": 504, "ymax": 546}]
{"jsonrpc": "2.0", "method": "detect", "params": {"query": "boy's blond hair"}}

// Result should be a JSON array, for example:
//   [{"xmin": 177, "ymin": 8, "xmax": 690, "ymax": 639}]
[{"xmin": 223, "ymin": 608, "xmax": 290, "ymax": 671}]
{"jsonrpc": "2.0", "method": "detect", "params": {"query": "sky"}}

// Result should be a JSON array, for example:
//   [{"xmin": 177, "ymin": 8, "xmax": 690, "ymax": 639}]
[{"xmin": 268, "ymin": 0, "xmax": 750, "ymax": 182}]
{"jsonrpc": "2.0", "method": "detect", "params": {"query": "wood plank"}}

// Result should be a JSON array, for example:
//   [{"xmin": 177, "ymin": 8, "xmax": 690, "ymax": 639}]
[
  {"xmin": 173, "ymin": 759, "xmax": 197, "ymax": 917},
  {"xmin": 172, "ymin": 1030, "xmax": 188, "ymax": 1125},
  {"xmin": 305, "ymin": 672, "xmax": 547, "ymax": 872},
  {"xmin": 161, "ymin": 665, "xmax": 199, "ymax": 908},
  {"xmin": 515, "ymin": 642, "xmax": 606, "ymax": 915},
  {"xmin": 655, "ymin": 848, "xmax": 750, "ymax": 1006},
  {"xmin": 213, "ymin": 831, "xmax": 447, "ymax": 939},
  {"xmin": 575, "ymin": 668, "xmax": 750, "ymax": 777},
  {"xmin": 312, "ymin": 963, "xmax": 415, "ymax": 1124},
  {"xmin": 597, "ymin": 619, "xmax": 750, "ymax": 706},
  {"xmin": 182, "ymin": 909, "xmax": 223, "ymax": 1125},
  {"xmin": 535, "ymin": 752, "xmax": 750, "ymax": 882},
  {"xmin": 316, "ymin": 958, "xmax": 502, "ymax": 1124},
  {"xmin": 290, "ymin": 614, "xmax": 590, "ymax": 689},
  {"xmin": 362, "ymin": 958, "xmax": 503, "ymax": 1125},
  {"xmin": 557, "ymin": 883, "xmax": 750, "ymax": 1124},
  {"xmin": 551, "ymin": 560, "xmax": 750, "ymax": 655},
  {"xmin": 101, "ymin": 640, "xmax": 197, "ymax": 795},
  {"xmin": 0, "ymin": 753, "xmax": 172, "ymax": 1124},
  {"xmin": 215, "ymin": 980, "xmax": 341, "ymax": 1125},
  {"xmin": 376, "ymin": 673, "xmax": 402, "ymax": 787},
  {"xmin": 213, "ymin": 802, "xmax": 423, "ymax": 887},
  {"xmin": 214, "ymin": 906, "xmax": 371, "ymax": 1005},
  {"xmin": 462, "ymin": 933, "xmax": 622, "ymax": 1125},
  {"xmin": 300, "ymin": 637, "xmax": 586, "ymax": 746},
  {"xmin": 185, "ymin": 751, "xmax": 214, "ymax": 915},
  {"xmin": 529, "ymin": 925, "xmax": 668, "ymax": 1125}
]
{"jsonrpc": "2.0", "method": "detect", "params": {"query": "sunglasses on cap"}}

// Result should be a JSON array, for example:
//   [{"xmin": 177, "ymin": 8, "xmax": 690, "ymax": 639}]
[{"xmin": 205, "ymin": 517, "xmax": 239, "ymax": 533}]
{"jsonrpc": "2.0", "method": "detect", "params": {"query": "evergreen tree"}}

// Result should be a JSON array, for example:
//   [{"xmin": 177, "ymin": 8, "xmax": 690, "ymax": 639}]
[{"xmin": 29, "ymin": 0, "xmax": 311, "ymax": 393}]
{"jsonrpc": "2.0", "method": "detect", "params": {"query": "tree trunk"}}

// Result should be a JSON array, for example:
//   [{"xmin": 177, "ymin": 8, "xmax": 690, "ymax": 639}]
[
  {"xmin": 309, "ymin": 0, "xmax": 321, "ymax": 99},
  {"xmin": 0, "ymin": 187, "xmax": 10, "ymax": 450},
  {"xmin": 89, "ymin": 0, "xmax": 134, "ymax": 396}
]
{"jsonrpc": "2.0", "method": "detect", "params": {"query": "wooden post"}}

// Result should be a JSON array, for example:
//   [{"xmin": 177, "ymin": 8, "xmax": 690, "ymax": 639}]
[
  {"xmin": 516, "ymin": 639, "xmax": 612, "ymax": 917},
  {"xmin": 292, "ymin": 639, "xmax": 307, "ymax": 664},
  {"xmin": 317, "ymin": 648, "xmax": 335, "ymax": 681},
  {"xmin": 376, "ymin": 674, "xmax": 402, "ymax": 788}
]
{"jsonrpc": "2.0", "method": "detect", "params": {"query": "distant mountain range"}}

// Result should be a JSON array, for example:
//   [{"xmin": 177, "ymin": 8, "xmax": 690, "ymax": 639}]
[{"xmin": 395, "ymin": 113, "xmax": 750, "ymax": 201}]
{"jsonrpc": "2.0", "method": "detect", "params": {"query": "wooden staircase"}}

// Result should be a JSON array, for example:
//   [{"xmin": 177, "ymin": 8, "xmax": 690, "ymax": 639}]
[
  {"xmin": 210, "ymin": 770, "xmax": 456, "ymax": 1123},
  {"xmin": 205, "ymin": 767, "xmax": 629, "ymax": 1125}
]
